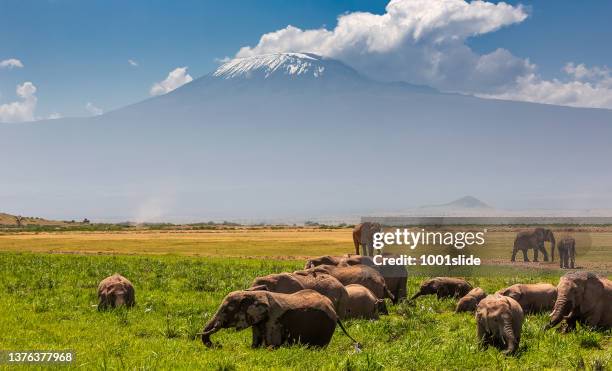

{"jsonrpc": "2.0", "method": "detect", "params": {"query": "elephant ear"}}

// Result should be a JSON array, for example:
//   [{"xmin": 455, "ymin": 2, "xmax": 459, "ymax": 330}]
[
  {"xmin": 507, "ymin": 290, "xmax": 521, "ymax": 302},
  {"xmin": 245, "ymin": 285, "xmax": 269, "ymax": 291},
  {"xmin": 244, "ymin": 295, "xmax": 269, "ymax": 325}
]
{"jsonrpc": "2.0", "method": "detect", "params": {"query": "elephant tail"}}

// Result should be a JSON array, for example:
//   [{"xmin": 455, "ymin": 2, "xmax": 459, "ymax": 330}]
[{"xmin": 337, "ymin": 318, "xmax": 362, "ymax": 352}]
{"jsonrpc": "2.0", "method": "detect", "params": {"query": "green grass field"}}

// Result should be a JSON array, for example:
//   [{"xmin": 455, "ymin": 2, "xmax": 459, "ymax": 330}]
[{"xmin": 1, "ymin": 251, "xmax": 611, "ymax": 370}]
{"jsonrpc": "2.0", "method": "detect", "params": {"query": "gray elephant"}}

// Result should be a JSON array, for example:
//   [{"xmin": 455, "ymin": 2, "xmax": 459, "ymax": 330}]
[
  {"xmin": 546, "ymin": 272, "xmax": 612, "ymax": 332},
  {"xmin": 344, "ymin": 284, "xmax": 387, "ymax": 319},
  {"xmin": 556, "ymin": 236, "xmax": 576, "ymax": 269},
  {"xmin": 410, "ymin": 277, "xmax": 472, "ymax": 301},
  {"xmin": 201, "ymin": 289, "xmax": 358, "ymax": 348},
  {"xmin": 495, "ymin": 283, "xmax": 557, "ymax": 314},
  {"xmin": 248, "ymin": 272, "xmax": 349, "ymax": 318},
  {"xmin": 352, "ymin": 222, "xmax": 382, "ymax": 256},
  {"xmin": 297, "ymin": 264, "xmax": 395, "ymax": 302},
  {"xmin": 305, "ymin": 254, "xmax": 408, "ymax": 304},
  {"xmin": 511, "ymin": 228, "xmax": 556, "ymax": 263},
  {"xmin": 97, "ymin": 273, "xmax": 135, "ymax": 310},
  {"xmin": 476, "ymin": 294, "xmax": 524, "ymax": 355},
  {"xmin": 456, "ymin": 287, "xmax": 487, "ymax": 313}
]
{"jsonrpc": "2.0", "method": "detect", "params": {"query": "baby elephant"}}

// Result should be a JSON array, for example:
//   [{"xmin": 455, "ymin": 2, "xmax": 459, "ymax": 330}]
[
  {"xmin": 496, "ymin": 283, "xmax": 557, "ymax": 314},
  {"xmin": 410, "ymin": 277, "xmax": 472, "ymax": 301},
  {"xmin": 557, "ymin": 237, "xmax": 576, "ymax": 269},
  {"xmin": 344, "ymin": 284, "xmax": 387, "ymax": 319},
  {"xmin": 456, "ymin": 287, "xmax": 487, "ymax": 313},
  {"xmin": 202, "ymin": 289, "xmax": 351, "ymax": 348},
  {"xmin": 248, "ymin": 272, "xmax": 348, "ymax": 318},
  {"xmin": 476, "ymin": 295, "xmax": 524, "ymax": 355},
  {"xmin": 97, "ymin": 273, "xmax": 135, "ymax": 310}
]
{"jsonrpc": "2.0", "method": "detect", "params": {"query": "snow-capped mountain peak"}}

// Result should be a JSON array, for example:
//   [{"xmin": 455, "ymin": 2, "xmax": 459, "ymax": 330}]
[{"xmin": 212, "ymin": 53, "xmax": 358, "ymax": 80}]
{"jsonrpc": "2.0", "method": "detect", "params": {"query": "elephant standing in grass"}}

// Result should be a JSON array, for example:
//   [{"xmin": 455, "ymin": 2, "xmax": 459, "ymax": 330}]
[
  {"xmin": 201, "ymin": 290, "xmax": 344, "ymax": 348},
  {"xmin": 305, "ymin": 254, "xmax": 408, "ymax": 304},
  {"xmin": 98, "ymin": 274, "xmax": 135, "ymax": 310},
  {"xmin": 297, "ymin": 264, "xmax": 395, "ymax": 302},
  {"xmin": 496, "ymin": 283, "xmax": 557, "ymax": 314},
  {"xmin": 557, "ymin": 236, "xmax": 576, "ymax": 269},
  {"xmin": 456, "ymin": 287, "xmax": 487, "ymax": 313},
  {"xmin": 248, "ymin": 272, "xmax": 349, "ymax": 318},
  {"xmin": 476, "ymin": 295, "xmax": 524, "ymax": 355},
  {"xmin": 344, "ymin": 284, "xmax": 387, "ymax": 319},
  {"xmin": 352, "ymin": 222, "xmax": 382, "ymax": 256},
  {"xmin": 545, "ymin": 272, "xmax": 612, "ymax": 332},
  {"xmin": 511, "ymin": 228, "xmax": 555, "ymax": 263}
]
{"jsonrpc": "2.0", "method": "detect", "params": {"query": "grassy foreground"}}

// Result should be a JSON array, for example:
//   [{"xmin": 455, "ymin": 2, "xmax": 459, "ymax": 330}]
[{"xmin": 1, "ymin": 253, "xmax": 610, "ymax": 370}]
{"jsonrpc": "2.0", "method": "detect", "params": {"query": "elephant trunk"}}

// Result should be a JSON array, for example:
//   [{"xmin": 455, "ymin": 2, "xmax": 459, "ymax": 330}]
[
  {"xmin": 547, "ymin": 294, "xmax": 570, "ymax": 329},
  {"xmin": 409, "ymin": 291, "xmax": 422, "ymax": 301},
  {"xmin": 502, "ymin": 318, "xmax": 516, "ymax": 354},
  {"xmin": 201, "ymin": 317, "xmax": 222, "ymax": 347}
]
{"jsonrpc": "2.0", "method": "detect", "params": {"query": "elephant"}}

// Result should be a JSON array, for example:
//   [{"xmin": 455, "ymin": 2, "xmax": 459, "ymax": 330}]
[
  {"xmin": 456, "ymin": 287, "xmax": 487, "ymax": 313},
  {"xmin": 556, "ymin": 236, "xmax": 576, "ymax": 269},
  {"xmin": 476, "ymin": 294, "xmax": 524, "ymax": 355},
  {"xmin": 344, "ymin": 284, "xmax": 387, "ymax": 319},
  {"xmin": 511, "ymin": 228, "xmax": 556, "ymax": 263},
  {"xmin": 545, "ymin": 272, "xmax": 612, "ymax": 332},
  {"xmin": 248, "ymin": 272, "xmax": 349, "ymax": 318},
  {"xmin": 97, "ymin": 273, "xmax": 135, "ymax": 310},
  {"xmin": 305, "ymin": 254, "xmax": 408, "ymax": 304},
  {"xmin": 352, "ymin": 222, "xmax": 382, "ymax": 256},
  {"xmin": 201, "ymin": 289, "xmax": 359, "ymax": 348},
  {"xmin": 410, "ymin": 277, "xmax": 472, "ymax": 301},
  {"xmin": 495, "ymin": 283, "xmax": 557, "ymax": 314},
  {"xmin": 297, "ymin": 264, "xmax": 395, "ymax": 302}
]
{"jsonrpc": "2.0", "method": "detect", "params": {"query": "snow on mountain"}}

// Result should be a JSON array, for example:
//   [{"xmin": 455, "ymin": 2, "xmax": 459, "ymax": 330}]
[{"xmin": 211, "ymin": 53, "xmax": 362, "ymax": 81}]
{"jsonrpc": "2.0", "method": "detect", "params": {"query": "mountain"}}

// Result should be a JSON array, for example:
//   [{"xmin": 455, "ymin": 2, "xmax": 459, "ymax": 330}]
[
  {"xmin": 2, "ymin": 53, "xmax": 612, "ymax": 222},
  {"xmin": 420, "ymin": 196, "xmax": 492, "ymax": 210},
  {"xmin": 0, "ymin": 212, "xmax": 71, "ymax": 226}
]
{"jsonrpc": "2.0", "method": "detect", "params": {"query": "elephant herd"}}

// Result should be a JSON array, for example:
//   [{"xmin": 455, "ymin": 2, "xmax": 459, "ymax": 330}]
[
  {"xmin": 511, "ymin": 228, "xmax": 577, "ymax": 269},
  {"xmin": 97, "ymin": 259, "xmax": 611, "ymax": 355}
]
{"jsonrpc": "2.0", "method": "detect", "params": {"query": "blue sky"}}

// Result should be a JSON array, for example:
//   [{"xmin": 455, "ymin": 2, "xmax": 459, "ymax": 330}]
[{"xmin": 1, "ymin": 0, "xmax": 611, "ymax": 119}]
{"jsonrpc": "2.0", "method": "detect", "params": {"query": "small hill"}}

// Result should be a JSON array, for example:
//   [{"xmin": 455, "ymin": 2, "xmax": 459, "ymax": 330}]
[
  {"xmin": 420, "ymin": 196, "xmax": 492, "ymax": 210},
  {"xmin": 0, "ymin": 212, "xmax": 74, "ymax": 227}
]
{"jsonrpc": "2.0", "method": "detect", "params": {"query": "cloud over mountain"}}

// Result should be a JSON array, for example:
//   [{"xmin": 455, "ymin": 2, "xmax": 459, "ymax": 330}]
[
  {"xmin": 150, "ymin": 67, "xmax": 193, "ymax": 96},
  {"xmin": 237, "ymin": 0, "xmax": 612, "ymax": 109},
  {"xmin": 0, "ymin": 82, "xmax": 37, "ymax": 123}
]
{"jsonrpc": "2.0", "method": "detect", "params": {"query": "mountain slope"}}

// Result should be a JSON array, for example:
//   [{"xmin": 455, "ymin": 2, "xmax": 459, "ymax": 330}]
[{"xmin": 2, "ymin": 53, "xmax": 612, "ymax": 221}]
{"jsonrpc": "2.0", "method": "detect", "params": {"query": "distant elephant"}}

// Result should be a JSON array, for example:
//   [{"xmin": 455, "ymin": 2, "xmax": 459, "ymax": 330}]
[
  {"xmin": 344, "ymin": 284, "xmax": 387, "ymax": 319},
  {"xmin": 496, "ymin": 283, "xmax": 557, "ymax": 314},
  {"xmin": 410, "ymin": 277, "xmax": 472, "ymax": 301},
  {"xmin": 248, "ymin": 272, "xmax": 349, "ymax": 318},
  {"xmin": 305, "ymin": 254, "xmax": 408, "ymax": 304},
  {"xmin": 556, "ymin": 237, "xmax": 576, "ymax": 269},
  {"xmin": 297, "ymin": 264, "xmax": 395, "ymax": 302},
  {"xmin": 456, "ymin": 287, "xmax": 487, "ymax": 313},
  {"xmin": 476, "ymin": 294, "xmax": 524, "ymax": 355},
  {"xmin": 97, "ymin": 273, "xmax": 135, "ymax": 310},
  {"xmin": 545, "ymin": 272, "xmax": 612, "ymax": 332},
  {"xmin": 202, "ymin": 290, "xmax": 349, "ymax": 348},
  {"xmin": 352, "ymin": 222, "xmax": 382, "ymax": 256},
  {"xmin": 511, "ymin": 228, "xmax": 555, "ymax": 263}
]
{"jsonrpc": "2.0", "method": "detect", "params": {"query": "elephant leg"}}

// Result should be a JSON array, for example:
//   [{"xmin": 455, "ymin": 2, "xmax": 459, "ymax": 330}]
[
  {"xmin": 564, "ymin": 252, "xmax": 570, "ymax": 269},
  {"xmin": 511, "ymin": 246, "xmax": 518, "ymax": 262},
  {"xmin": 541, "ymin": 245, "xmax": 549, "ymax": 262},
  {"xmin": 522, "ymin": 248, "xmax": 530, "ymax": 262},
  {"xmin": 533, "ymin": 246, "xmax": 539, "ymax": 262},
  {"xmin": 570, "ymin": 247, "xmax": 575, "ymax": 269},
  {"xmin": 251, "ymin": 323, "xmax": 265, "ymax": 348},
  {"xmin": 367, "ymin": 243, "xmax": 374, "ymax": 257}
]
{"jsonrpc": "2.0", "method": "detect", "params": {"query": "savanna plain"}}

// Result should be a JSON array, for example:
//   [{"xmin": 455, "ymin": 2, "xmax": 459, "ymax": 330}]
[{"xmin": 0, "ymin": 227, "xmax": 611, "ymax": 370}]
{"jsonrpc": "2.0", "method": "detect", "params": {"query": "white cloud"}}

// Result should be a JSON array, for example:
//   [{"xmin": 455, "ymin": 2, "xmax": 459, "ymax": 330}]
[
  {"xmin": 0, "ymin": 58, "xmax": 24, "ymax": 69},
  {"xmin": 0, "ymin": 82, "xmax": 37, "ymax": 123},
  {"xmin": 85, "ymin": 102, "xmax": 104, "ymax": 116},
  {"xmin": 483, "ymin": 63, "xmax": 612, "ymax": 109},
  {"xmin": 47, "ymin": 112, "xmax": 62, "ymax": 120},
  {"xmin": 238, "ymin": 0, "xmax": 529, "ymax": 94},
  {"xmin": 237, "ymin": 0, "xmax": 612, "ymax": 109},
  {"xmin": 128, "ymin": 59, "xmax": 139, "ymax": 67},
  {"xmin": 150, "ymin": 67, "xmax": 193, "ymax": 96}
]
